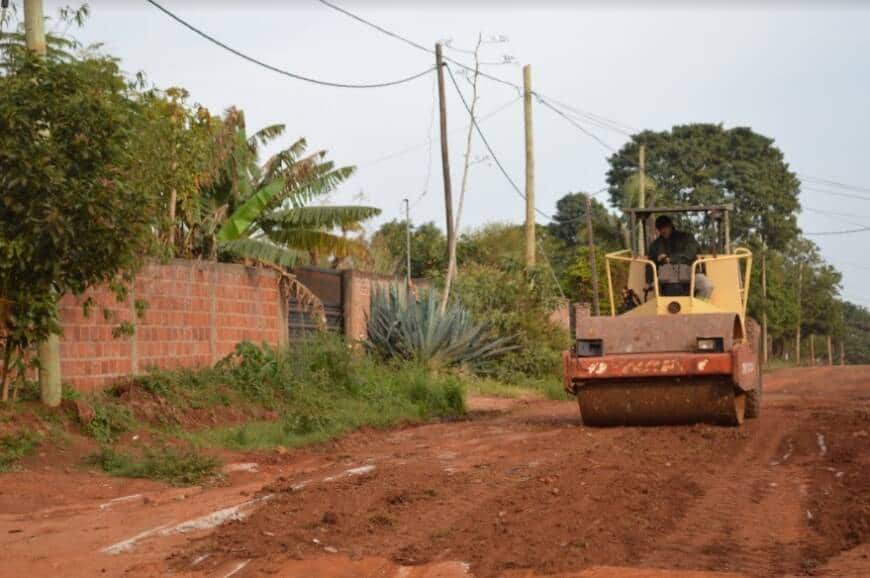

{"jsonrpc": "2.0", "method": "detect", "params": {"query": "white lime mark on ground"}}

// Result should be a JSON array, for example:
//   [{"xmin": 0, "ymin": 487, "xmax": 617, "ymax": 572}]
[
  {"xmin": 160, "ymin": 495, "xmax": 273, "ymax": 535},
  {"xmin": 101, "ymin": 495, "xmax": 272, "ymax": 555},
  {"xmin": 100, "ymin": 523, "xmax": 174, "ymax": 555},
  {"xmin": 99, "ymin": 494, "xmax": 142, "ymax": 511},
  {"xmin": 322, "ymin": 464, "xmax": 376, "ymax": 482},
  {"xmin": 222, "ymin": 462, "xmax": 260, "ymax": 474},
  {"xmin": 102, "ymin": 465, "xmax": 376, "ymax": 556},
  {"xmin": 223, "ymin": 559, "xmax": 250, "ymax": 577},
  {"xmin": 817, "ymin": 433, "xmax": 828, "ymax": 456}
]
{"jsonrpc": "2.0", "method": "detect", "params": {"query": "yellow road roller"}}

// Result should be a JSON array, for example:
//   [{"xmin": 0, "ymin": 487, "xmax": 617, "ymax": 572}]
[{"xmin": 563, "ymin": 205, "xmax": 762, "ymax": 426}]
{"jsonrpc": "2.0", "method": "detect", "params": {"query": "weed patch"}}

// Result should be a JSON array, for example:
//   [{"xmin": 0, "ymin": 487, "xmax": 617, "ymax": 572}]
[
  {"xmin": 86, "ymin": 445, "xmax": 220, "ymax": 486},
  {"xmin": 83, "ymin": 399, "xmax": 135, "ymax": 444},
  {"xmin": 0, "ymin": 430, "xmax": 41, "ymax": 472}
]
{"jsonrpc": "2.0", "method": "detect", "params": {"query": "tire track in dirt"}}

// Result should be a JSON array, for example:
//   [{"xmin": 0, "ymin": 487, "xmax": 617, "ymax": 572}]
[{"xmin": 638, "ymin": 412, "xmax": 813, "ymax": 577}]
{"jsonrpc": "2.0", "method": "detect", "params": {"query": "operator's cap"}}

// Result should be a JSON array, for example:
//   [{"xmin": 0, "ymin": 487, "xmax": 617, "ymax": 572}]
[{"xmin": 654, "ymin": 215, "xmax": 673, "ymax": 229}]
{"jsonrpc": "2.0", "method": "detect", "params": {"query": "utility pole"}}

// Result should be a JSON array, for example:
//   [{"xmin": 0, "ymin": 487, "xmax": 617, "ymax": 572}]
[
  {"xmin": 435, "ymin": 44, "xmax": 454, "ymax": 305},
  {"xmin": 795, "ymin": 264, "xmax": 802, "ymax": 366},
  {"xmin": 523, "ymin": 64, "xmax": 536, "ymax": 268},
  {"xmin": 25, "ymin": 0, "xmax": 60, "ymax": 407},
  {"xmin": 24, "ymin": 0, "xmax": 46, "ymax": 56},
  {"xmin": 404, "ymin": 198, "xmax": 412, "ymax": 295},
  {"xmin": 638, "ymin": 145, "xmax": 646, "ymax": 255},
  {"xmin": 585, "ymin": 196, "xmax": 600, "ymax": 316},
  {"xmin": 827, "ymin": 335, "xmax": 833, "ymax": 366},
  {"xmin": 840, "ymin": 339, "xmax": 845, "ymax": 366},
  {"xmin": 810, "ymin": 334, "xmax": 816, "ymax": 367},
  {"xmin": 761, "ymin": 242, "xmax": 768, "ymax": 365}
]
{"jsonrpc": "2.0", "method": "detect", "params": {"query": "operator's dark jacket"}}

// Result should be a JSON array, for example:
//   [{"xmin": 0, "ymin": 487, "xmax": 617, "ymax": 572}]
[{"xmin": 646, "ymin": 229, "xmax": 700, "ymax": 283}]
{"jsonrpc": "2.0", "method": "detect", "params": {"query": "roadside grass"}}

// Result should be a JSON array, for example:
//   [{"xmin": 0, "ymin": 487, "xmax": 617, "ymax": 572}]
[
  {"xmin": 188, "ymin": 345, "xmax": 466, "ymax": 450},
  {"xmin": 1, "ymin": 334, "xmax": 558, "ymax": 484},
  {"xmin": 0, "ymin": 430, "xmax": 41, "ymax": 472},
  {"xmin": 85, "ymin": 445, "xmax": 220, "ymax": 486},
  {"xmin": 84, "ymin": 398, "xmax": 136, "ymax": 445},
  {"xmin": 466, "ymin": 375, "xmax": 570, "ymax": 401},
  {"xmin": 764, "ymin": 359, "xmax": 797, "ymax": 372},
  {"xmin": 74, "ymin": 333, "xmax": 467, "ymax": 472}
]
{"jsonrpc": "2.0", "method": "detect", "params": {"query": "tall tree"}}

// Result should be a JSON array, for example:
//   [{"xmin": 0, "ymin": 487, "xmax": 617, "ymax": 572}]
[
  {"xmin": 548, "ymin": 192, "xmax": 623, "ymax": 251},
  {"xmin": 0, "ymin": 51, "xmax": 161, "ymax": 401},
  {"xmin": 370, "ymin": 220, "xmax": 446, "ymax": 279},
  {"xmin": 842, "ymin": 301, "xmax": 870, "ymax": 365},
  {"xmin": 606, "ymin": 124, "xmax": 801, "ymax": 250}
]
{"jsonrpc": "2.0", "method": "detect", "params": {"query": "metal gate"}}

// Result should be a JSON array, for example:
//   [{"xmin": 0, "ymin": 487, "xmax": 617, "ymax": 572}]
[{"xmin": 288, "ymin": 268, "xmax": 343, "ymax": 341}]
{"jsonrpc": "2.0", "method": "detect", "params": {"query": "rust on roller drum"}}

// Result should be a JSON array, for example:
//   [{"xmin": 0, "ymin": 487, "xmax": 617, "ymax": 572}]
[{"xmin": 576, "ymin": 378, "xmax": 745, "ymax": 426}]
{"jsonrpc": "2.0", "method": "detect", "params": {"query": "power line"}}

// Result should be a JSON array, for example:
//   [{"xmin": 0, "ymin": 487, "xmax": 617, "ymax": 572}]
[
  {"xmin": 314, "ymin": 0, "xmax": 636, "ymax": 149},
  {"xmin": 358, "ymin": 96, "xmax": 521, "ymax": 168},
  {"xmin": 805, "ymin": 225, "xmax": 870, "ymax": 236},
  {"xmin": 803, "ymin": 208, "xmax": 870, "ymax": 229},
  {"xmin": 145, "ymin": 0, "xmax": 435, "ymax": 89},
  {"xmin": 444, "ymin": 64, "xmax": 552, "ymax": 221},
  {"xmin": 538, "ymin": 97, "xmax": 636, "ymax": 136},
  {"xmin": 799, "ymin": 174, "xmax": 870, "ymax": 194},
  {"xmin": 536, "ymin": 97, "xmax": 618, "ymax": 154},
  {"xmin": 315, "ymin": 0, "xmax": 431, "ymax": 54},
  {"xmin": 801, "ymin": 184, "xmax": 870, "ymax": 202},
  {"xmin": 804, "ymin": 206, "xmax": 870, "ymax": 220}
]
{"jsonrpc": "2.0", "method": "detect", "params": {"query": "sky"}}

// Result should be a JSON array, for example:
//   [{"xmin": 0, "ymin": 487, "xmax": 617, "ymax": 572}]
[{"xmin": 30, "ymin": 1, "xmax": 870, "ymax": 303}]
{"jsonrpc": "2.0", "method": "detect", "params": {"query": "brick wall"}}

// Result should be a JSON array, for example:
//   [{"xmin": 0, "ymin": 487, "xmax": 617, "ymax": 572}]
[{"xmin": 57, "ymin": 260, "xmax": 286, "ymax": 391}]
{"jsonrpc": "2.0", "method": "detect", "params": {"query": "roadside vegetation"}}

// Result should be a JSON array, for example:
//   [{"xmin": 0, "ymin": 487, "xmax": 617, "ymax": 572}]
[
  {"xmin": 66, "ymin": 334, "xmax": 462, "ymax": 483},
  {"xmin": 0, "ymin": 430, "xmax": 40, "ymax": 472}
]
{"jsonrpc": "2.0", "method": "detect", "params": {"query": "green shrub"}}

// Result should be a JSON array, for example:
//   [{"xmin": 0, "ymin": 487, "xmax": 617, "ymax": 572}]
[
  {"xmin": 366, "ymin": 287, "xmax": 514, "ymax": 370},
  {"xmin": 189, "ymin": 337, "xmax": 466, "ymax": 450},
  {"xmin": 217, "ymin": 341, "xmax": 283, "ymax": 406},
  {"xmin": 86, "ymin": 445, "xmax": 220, "ymax": 486},
  {"xmin": 0, "ymin": 430, "xmax": 41, "ymax": 472},
  {"xmin": 452, "ymin": 262, "xmax": 569, "ymax": 382},
  {"xmin": 84, "ymin": 399, "xmax": 135, "ymax": 444}
]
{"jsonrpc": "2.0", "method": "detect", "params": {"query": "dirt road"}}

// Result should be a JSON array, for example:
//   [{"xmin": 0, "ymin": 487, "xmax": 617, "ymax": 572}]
[{"xmin": 2, "ymin": 366, "xmax": 868, "ymax": 577}]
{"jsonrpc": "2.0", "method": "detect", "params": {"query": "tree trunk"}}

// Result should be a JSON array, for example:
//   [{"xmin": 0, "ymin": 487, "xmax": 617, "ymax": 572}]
[{"xmin": 0, "ymin": 342, "xmax": 12, "ymax": 403}]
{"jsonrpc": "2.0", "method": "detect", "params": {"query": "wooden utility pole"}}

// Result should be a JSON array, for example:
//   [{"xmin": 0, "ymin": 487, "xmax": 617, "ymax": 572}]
[
  {"xmin": 585, "ymin": 196, "xmax": 600, "ymax": 316},
  {"xmin": 795, "ymin": 264, "xmax": 803, "ymax": 366},
  {"xmin": 827, "ymin": 335, "xmax": 833, "ymax": 366},
  {"xmin": 404, "ymin": 198, "xmax": 411, "ymax": 295},
  {"xmin": 638, "ymin": 145, "xmax": 646, "ymax": 255},
  {"xmin": 435, "ymin": 44, "xmax": 454, "ymax": 296},
  {"xmin": 523, "ymin": 65, "xmax": 536, "ymax": 268},
  {"xmin": 24, "ymin": 0, "xmax": 46, "ymax": 56},
  {"xmin": 25, "ymin": 0, "xmax": 60, "ymax": 407},
  {"xmin": 810, "ymin": 334, "xmax": 816, "ymax": 367},
  {"xmin": 762, "ymin": 252, "xmax": 768, "ymax": 362},
  {"xmin": 840, "ymin": 339, "xmax": 845, "ymax": 366}
]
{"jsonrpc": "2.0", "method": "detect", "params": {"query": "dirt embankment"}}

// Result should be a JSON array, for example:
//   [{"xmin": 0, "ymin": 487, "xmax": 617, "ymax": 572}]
[{"xmin": 1, "ymin": 366, "xmax": 868, "ymax": 578}]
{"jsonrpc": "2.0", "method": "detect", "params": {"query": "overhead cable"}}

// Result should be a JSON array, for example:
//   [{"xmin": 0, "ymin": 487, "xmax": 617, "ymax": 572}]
[
  {"xmin": 145, "ymin": 0, "xmax": 435, "ymax": 89},
  {"xmin": 315, "ymin": 0, "xmax": 635, "ymax": 145},
  {"xmin": 805, "ymin": 226, "xmax": 870, "ymax": 236}
]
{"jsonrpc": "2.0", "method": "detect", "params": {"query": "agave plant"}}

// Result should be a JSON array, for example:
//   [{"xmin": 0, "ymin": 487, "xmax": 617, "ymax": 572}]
[{"xmin": 366, "ymin": 287, "xmax": 515, "ymax": 369}]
